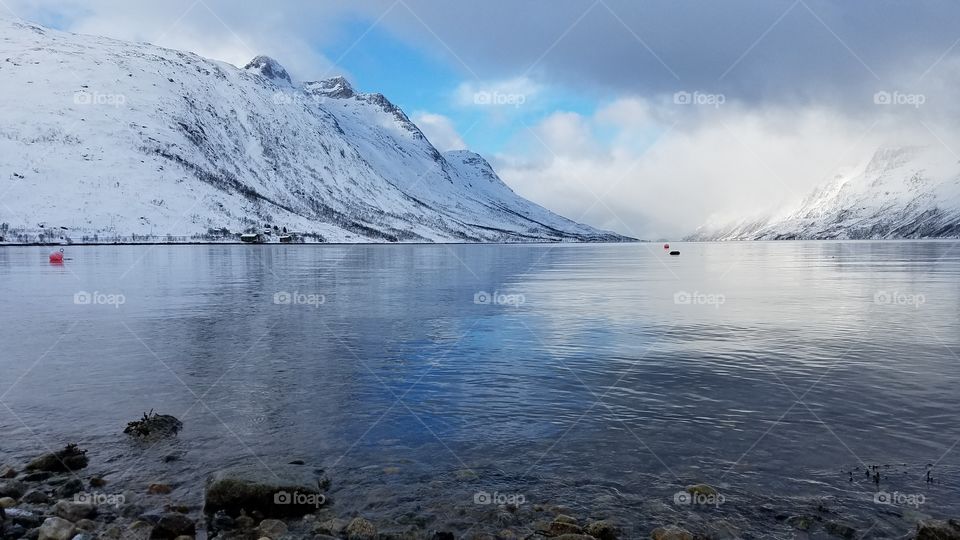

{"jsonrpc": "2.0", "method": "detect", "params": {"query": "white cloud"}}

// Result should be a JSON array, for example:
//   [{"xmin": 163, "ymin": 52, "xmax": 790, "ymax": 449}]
[
  {"xmin": 6, "ymin": 0, "xmax": 343, "ymax": 81},
  {"xmin": 412, "ymin": 112, "xmax": 467, "ymax": 152},
  {"xmin": 454, "ymin": 77, "xmax": 542, "ymax": 109},
  {"xmin": 492, "ymin": 97, "xmax": 952, "ymax": 239}
]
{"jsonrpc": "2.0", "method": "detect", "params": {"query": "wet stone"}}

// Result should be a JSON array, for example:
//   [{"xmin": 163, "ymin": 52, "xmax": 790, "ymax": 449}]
[
  {"xmin": 150, "ymin": 512, "xmax": 196, "ymax": 539},
  {"xmin": 0, "ymin": 480, "xmax": 25, "ymax": 499},
  {"xmin": 52, "ymin": 500, "xmax": 96, "ymax": 522},
  {"xmin": 55, "ymin": 478, "xmax": 84, "ymax": 498},
  {"xmin": 22, "ymin": 490, "xmax": 51, "ymax": 504},
  {"xmin": 26, "ymin": 444, "xmax": 88, "ymax": 473},
  {"xmin": 345, "ymin": 517, "xmax": 377, "ymax": 540},
  {"xmin": 37, "ymin": 517, "xmax": 76, "ymax": 540}
]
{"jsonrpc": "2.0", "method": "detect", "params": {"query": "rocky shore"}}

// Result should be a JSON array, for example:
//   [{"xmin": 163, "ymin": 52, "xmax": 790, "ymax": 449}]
[
  {"xmin": 1, "ymin": 414, "xmax": 958, "ymax": 539},
  {"xmin": 0, "ymin": 443, "xmax": 624, "ymax": 540}
]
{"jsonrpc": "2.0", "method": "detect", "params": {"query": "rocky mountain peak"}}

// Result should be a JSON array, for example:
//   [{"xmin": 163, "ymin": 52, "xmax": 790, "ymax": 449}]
[
  {"xmin": 243, "ymin": 55, "xmax": 292, "ymax": 85},
  {"xmin": 305, "ymin": 76, "xmax": 355, "ymax": 99}
]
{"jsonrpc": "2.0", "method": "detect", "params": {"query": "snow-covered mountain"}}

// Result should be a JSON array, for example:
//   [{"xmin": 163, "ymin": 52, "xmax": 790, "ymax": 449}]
[
  {"xmin": 688, "ymin": 146, "xmax": 960, "ymax": 241},
  {"xmin": 0, "ymin": 20, "xmax": 627, "ymax": 244}
]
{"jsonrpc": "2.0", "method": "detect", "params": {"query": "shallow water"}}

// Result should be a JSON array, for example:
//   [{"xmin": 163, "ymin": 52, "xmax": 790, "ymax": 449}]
[{"xmin": 1, "ymin": 242, "xmax": 959, "ymax": 538}]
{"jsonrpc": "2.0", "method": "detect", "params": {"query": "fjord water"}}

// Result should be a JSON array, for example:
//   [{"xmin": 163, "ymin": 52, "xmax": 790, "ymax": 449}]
[{"xmin": 1, "ymin": 242, "xmax": 958, "ymax": 536}]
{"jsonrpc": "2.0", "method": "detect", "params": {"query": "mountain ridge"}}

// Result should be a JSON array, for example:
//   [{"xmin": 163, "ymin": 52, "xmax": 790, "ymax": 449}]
[
  {"xmin": 0, "ymin": 19, "xmax": 629, "ymax": 244},
  {"xmin": 687, "ymin": 145, "xmax": 960, "ymax": 241}
]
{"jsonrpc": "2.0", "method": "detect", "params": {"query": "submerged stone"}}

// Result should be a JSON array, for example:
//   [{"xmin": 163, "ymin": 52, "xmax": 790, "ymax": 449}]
[
  {"xmin": 124, "ymin": 411, "xmax": 183, "ymax": 439},
  {"xmin": 26, "ymin": 444, "xmax": 88, "ymax": 472},
  {"xmin": 204, "ymin": 464, "xmax": 328, "ymax": 518}
]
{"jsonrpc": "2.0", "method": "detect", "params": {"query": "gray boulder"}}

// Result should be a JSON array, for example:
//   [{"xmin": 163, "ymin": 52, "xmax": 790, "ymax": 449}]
[
  {"xmin": 345, "ymin": 517, "xmax": 376, "ymax": 540},
  {"xmin": 26, "ymin": 445, "xmax": 88, "ymax": 473},
  {"xmin": 22, "ymin": 489, "xmax": 52, "ymax": 504},
  {"xmin": 0, "ymin": 480, "xmax": 24, "ymax": 499},
  {"xmin": 149, "ymin": 512, "xmax": 196, "ymax": 539},
  {"xmin": 37, "ymin": 517, "xmax": 75, "ymax": 540},
  {"xmin": 52, "ymin": 500, "xmax": 96, "ymax": 522},
  {"xmin": 124, "ymin": 411, "xmax": 183, "ymax": 439},
  {"xmin": 203, "ymin": 464, "xmax": 328, "ymax": 518}
]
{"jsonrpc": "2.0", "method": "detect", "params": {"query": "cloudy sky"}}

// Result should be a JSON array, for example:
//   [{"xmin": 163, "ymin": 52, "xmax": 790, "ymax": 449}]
[{"xmin": 8, "ymin": 0, "xmax": 960, "ymax": 238}]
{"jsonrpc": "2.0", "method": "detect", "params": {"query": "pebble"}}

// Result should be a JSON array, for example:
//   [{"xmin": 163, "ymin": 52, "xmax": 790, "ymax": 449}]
[
  {"xmin": 0, "ymin": 479, "xmax": 25, "ymax": 498},
  {"xmin": 38, "ymin": 516, "xmax": 76, "ymax": 540},
  {"xmin": 5, "ymin": 507, "xmax": 42, "ymax": 528},
  {"xmin": 2, "ymin": 524, "xmax": 26, "ymax": 538},
  {"xmin": 211, "ymin": 510, "xmax": 234, "ymax": 530},
  {"xmin": 153, "ymin": 512, "xmax": 196, "ymax": 538},
  {"xmin": 346, "ymin": 516, "xmax": 377, "ymax": 540},
  {"xmin": 55, "ymin": 478, "xmax": 84, "ymax": 498},
  {"xmin": 147, "ymin": 483, "xmax": 172, "ymax": 495},
  {"xmin": 125, "ymin": 520, "xmax": 154, "ymax": 540},
  {"xmin": 685, "ymin": 484, "xmax": 718, "ymax": 497},
  {"xmin": 549, "ymin": 515, "xmax": 583, "ymax": 536},
  {"xmin": 235, "ymin": 514, "xmax": 256, "ymax": 529},
  {"xmin": 75, "ymin": 518, "xmax": 97, "ymax": 531},
  {"xmin": 585, "ymin": 520, "xmax": 620, "ymax": 540},
  {"xmin": 53, "ymin": 500, "xmax": 96, "ymax": 522},
  {"xmin": 22, "ymin": 489, "xmax": 52, "ymax": 504},
  {"xmin": 257, "ymin": 518, "xmax": 288, "ymax": 538},
  {"xmin": 314, "ymin": 517, "xmax": 348, "ymax": 536}
]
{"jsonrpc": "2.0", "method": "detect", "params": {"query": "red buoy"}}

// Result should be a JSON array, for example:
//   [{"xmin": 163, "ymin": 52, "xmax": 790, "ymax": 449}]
[
  {"xmin": 663, "ymin": 243, "xmax": 670, "ymax": 250},
  {"xmin": 49, "ymin": 249, "xmax": 64, "ymax": 264}
]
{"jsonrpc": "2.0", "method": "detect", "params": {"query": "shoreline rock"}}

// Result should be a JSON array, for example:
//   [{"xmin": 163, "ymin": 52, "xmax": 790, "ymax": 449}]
[
  {"xmin": 25, "ymin": 444, "xmax": 88, "ymax": 473},
  {"xmin": 203, "ymin": 464, "xmax": 329, "ymax": 518},
  {"xmin": 124, "ymin": 412, "xmax": 183, "ymax": 440},
  {"xmin": 3, "ymin": 439, "xmax": 958, "ymax": 540}
]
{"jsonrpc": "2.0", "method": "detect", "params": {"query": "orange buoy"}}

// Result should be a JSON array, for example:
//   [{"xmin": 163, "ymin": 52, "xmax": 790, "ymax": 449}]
[{"xmin": 49, "ymin": 249, "xmax": 64, "ymax": 264}]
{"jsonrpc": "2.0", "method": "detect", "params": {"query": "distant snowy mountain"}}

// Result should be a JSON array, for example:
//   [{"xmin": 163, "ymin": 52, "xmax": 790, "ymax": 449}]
[
  {"xmin": 688, "ymin": 146, "xmax": 960, "ymax": 240},
  {"xmin": 0, "ymin": 20, "xmax": 627, "ymax": 244}
]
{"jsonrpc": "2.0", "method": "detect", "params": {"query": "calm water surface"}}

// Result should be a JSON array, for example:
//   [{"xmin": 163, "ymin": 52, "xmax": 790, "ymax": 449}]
[{"xmin": 1, "ymin": 242, "xmax": 959, "ymax": 538}]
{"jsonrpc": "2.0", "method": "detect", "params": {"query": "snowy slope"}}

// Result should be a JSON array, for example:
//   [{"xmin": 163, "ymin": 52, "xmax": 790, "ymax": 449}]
[
  {"xmin": 0, "ymin": 20, "xmax": 627, "ymax": 244},
  {"xmin": 688, "ymin": 146, "xmax": 960, "ymax": 241}
]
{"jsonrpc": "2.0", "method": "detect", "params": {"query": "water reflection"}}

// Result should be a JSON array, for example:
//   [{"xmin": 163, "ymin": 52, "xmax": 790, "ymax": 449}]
[{"xmin": 1, "ymin": 241, "xmax": 959, "ymax": 536}]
